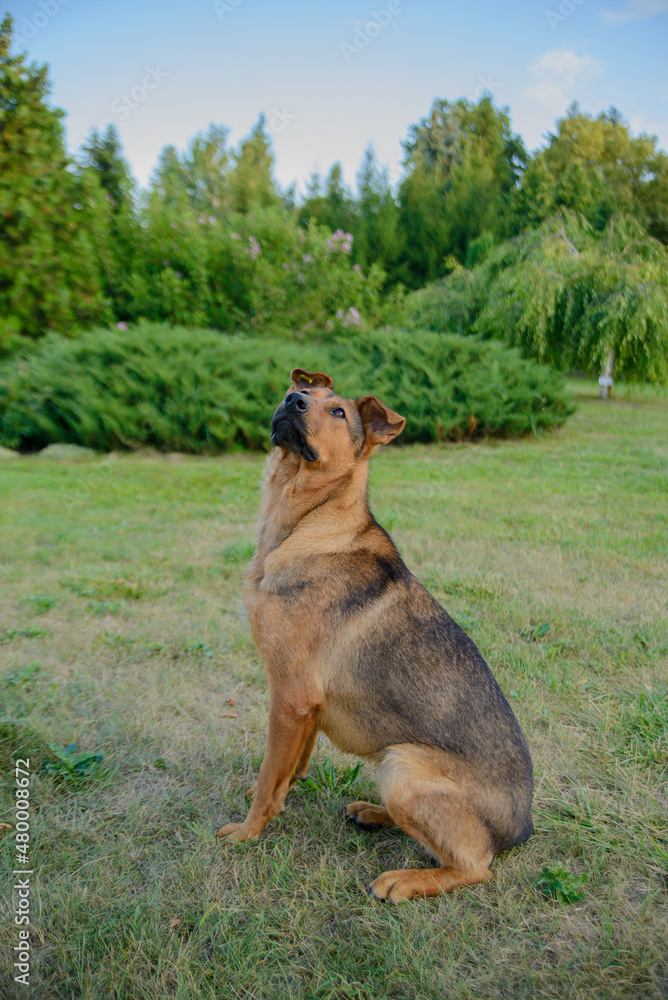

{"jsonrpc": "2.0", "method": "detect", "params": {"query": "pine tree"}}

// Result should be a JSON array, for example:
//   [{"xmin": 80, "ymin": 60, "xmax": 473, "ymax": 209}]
[
  {"xmin": 229, "ymin": 116, "xmax": 279, "ymax": 214},
  {"xmin": 0, "ymin": 15, "xmax": 108, "ymax": 347},
  {"xmin": 354, "ymin": 146, "xmax": 402, "ymax": 282},
  {"xmin": 80, "ymin": 124, "xmax": 138, "ymax": 319},
  {"xmin": 179, "ymin": 124, "xmax": 232, "ymax": 216}
]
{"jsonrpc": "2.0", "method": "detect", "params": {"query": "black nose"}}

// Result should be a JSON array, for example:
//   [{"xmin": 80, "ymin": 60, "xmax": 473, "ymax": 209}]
[{"xmin": 284, "ymin": 392, "xmax": 309, "ymax": 413}]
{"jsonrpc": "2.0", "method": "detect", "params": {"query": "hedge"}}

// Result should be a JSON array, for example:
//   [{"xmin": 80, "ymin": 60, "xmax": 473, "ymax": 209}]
[{"xmin": 0, "ymin": 324, "xmax": 574, "ymax": 453}]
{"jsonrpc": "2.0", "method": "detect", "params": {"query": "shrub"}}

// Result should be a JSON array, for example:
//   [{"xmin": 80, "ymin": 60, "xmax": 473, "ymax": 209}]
[
  {"xmin": 127, "ymin": 205, "xmax": 401, "ymax": 335},
  {"xmin": 0, "ymin": 324, "xmax": 573, "ymax": 453}
]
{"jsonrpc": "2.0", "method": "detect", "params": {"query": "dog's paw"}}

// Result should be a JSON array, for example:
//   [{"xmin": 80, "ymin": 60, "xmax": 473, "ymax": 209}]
[
  {"xmin": 369, "ymin": 865, "xmax": 481, "ymax": 900},
  {"xmin": 344, "ymin": 801, "xmax": 395, "ymax": 830},
  {"xmin": 215, "ymin": 822, "xmax": 255, "ymax": 844},
  {"xmin": 246, "ymin": 781, "xmax": 258, "ymax": 800},
  {"xmin": 368, "ymin": 870, "xmax": 405, "ymax": 902},
  {"xmin": 368, "ymin": 869, "xmax": 425, "ymax": 902}
]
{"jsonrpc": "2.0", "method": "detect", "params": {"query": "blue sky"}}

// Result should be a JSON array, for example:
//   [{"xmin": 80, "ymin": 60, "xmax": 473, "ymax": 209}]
[{"xmin": 6, "ymin": 0, "xmax": 668, "ymax": 192}]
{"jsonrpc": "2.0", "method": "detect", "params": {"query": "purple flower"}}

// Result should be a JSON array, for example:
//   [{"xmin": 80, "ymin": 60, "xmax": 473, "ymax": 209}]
[
  {"xmin": 230, "ymin": 232, "xmax": 241, "ymax": 240},
  {"xmin": 208, "ymin": 215, "xmax": 216, "ymax": 225},
  {"xmin": 353, "ymin": 264, "xmax": 362, "ymax": 274},
  {"xmin": 117, "ymin": 321, "xmax": 128, "ymax": 331},
  {"xmin": 244, "ymin": 236, "xmax": 261, "ymax": 260},
  {"xmin": 325, "ymin": 229, "xmax": 354, "ymax": 254},
  {"xmin": 344, "ymin": 307, "xmax": 361, "ymax": 327},
  {"xmin": 302, "ymin": 254, "xmax": 313, "ymax": 263}
]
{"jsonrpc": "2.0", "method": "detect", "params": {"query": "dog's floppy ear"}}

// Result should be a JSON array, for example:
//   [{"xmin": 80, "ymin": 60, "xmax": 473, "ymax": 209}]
[
  {"xmin": 356, "ymin": 395, "xmax": 406, "ymax": 457},
  {"xmin": 290, "ymin": 368, "xmax": 334, "ymax": 391}
]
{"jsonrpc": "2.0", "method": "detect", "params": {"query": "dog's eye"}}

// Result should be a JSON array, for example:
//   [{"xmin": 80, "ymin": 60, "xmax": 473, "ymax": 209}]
[{"xmin": 330, "ymin": 407, "xmax": 346, "ymax": 419}]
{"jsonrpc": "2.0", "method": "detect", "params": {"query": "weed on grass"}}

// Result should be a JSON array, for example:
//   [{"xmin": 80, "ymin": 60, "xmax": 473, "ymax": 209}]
[
  {"xmin": 0, "ymin": 626, "xmax": 48, "ymax": 642},
  {"xmin": 41, "ymin": 743, "xmax": 106, "ymax": 786},
  {"xmin": 535, "ymin": 865, "xmax": 588, "ymax": 903},
  {"xmin": 22, "ymin": 593, "xmax": 59, "ymax": 615},
  {"xmin": 293, "ymin": 758, "xmax": 365, "ymax": 800}
]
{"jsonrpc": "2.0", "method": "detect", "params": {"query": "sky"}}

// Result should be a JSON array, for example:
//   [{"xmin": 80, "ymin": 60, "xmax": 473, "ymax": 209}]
[{"xmin": 5, "ymin": 0, "xmax": 668, "ymax": 193}]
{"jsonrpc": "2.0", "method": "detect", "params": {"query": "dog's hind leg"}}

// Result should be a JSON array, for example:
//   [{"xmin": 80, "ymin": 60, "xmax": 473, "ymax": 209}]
[
  {"xmin": 368, "ymin": 744, "xmax": 494, "ymax": 902},
  {"xmin": 344, "ymin": 802, "xmax": 396, "ymax": 829}
]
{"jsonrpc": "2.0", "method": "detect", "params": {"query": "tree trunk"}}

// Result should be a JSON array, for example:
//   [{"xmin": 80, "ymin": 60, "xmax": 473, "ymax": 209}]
[{"xmin": 599, "ymin": 350, "xmax": 614, "ymax": 400}]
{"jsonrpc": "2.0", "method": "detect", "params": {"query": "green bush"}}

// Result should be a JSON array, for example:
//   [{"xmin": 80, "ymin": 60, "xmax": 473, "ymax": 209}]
[{"xmin": 0, "ymin": 324, "xmax": 573, "ymax": 453}]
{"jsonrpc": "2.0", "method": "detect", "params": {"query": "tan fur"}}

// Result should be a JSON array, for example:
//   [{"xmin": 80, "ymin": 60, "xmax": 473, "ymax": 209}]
[{"xmin": 217, "ymin": 369, "xmax": 533, "ymax": 901}]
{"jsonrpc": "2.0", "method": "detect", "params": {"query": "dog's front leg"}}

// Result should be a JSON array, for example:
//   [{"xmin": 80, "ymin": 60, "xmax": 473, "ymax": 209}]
[{"xmin": 217, "ymin": 687, "xmax": 323, "ymax": 843}]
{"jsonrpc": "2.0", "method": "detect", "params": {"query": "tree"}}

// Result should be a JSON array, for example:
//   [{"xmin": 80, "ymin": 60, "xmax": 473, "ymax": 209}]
[
  {"xmin": 79, "ymin": 124, "xmax": 138, "ymax": 319},
  {"xmin": 182, "ymin": 124, "xmax": 232, "ymax": 216},
  {"xmin": 0, "ymin": 15, "xmax": 108, "ymax": 346},
  {"xmin": 353, "ymin": 146, "xmax": 403, "ymax": 283},
  {"xmin": 229, "ymin": 116, "xmax": 279, "ymax": 214},
  {"xmin": 298, "ymin": 163, "xmax": 355, "ymax": 235},
  {"xmin": 512, "ymin": 104, "xmax": 668, "ymax": 243},
  {"xmin": 410, "ymin": 209, "xmax": 668, "ymax": 385},
  {"xmin": 397, "ymin": 95, "xmax": 527, "ymax": 286}
]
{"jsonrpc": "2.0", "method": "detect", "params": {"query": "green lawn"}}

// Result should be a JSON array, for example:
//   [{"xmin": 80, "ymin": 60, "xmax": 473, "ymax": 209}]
[{"xmin": 1, "ymin": 381, "xmax": 666, "ymax": 999}]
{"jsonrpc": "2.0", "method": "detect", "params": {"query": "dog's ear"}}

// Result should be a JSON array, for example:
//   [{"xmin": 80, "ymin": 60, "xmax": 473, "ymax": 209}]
[
  {"xmin": 290, "ymin": 368, "xmax": 334, "ymax": 391},
  {"xmin": 356, "ymin": 395, "xmax": 406, "ymax": 457}
]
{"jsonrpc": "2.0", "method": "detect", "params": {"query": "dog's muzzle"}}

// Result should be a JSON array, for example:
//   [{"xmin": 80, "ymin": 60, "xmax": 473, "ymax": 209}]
[{"xmin": 270, "ymin": 393, "xmax": 319, "ymax": 462}]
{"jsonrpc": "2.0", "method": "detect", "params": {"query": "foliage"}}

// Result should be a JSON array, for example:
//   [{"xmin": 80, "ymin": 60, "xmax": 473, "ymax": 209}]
[
  {"xmin": 131, "ymin": 201, "xmax": 397, "ymax": 333},
  {"xmin": 402, "ymin": 263, "xmax": 482, "ymax": 336},
  {"xmin": 2, "ymin": 15, "xmax": 667, "ymax": 390},
  {"xmin": 297, "ymin": 162, "xmax": 356, "ymax": 236},
  {"xmin": 0, "ymin": 15, "xmax": 110, "ymax": 349},
  {"xmin": 352, "ymin": 147, "xmax": 404, "ymax": 283},
  {"xmin": 293, "ymin": 758, "xmax": 364, "ymax": 799},
  {"xmin": 403, "ymin": 211, "xmax": 668, "ymax": 383},
  {"xmin": 228, "ymin": 115, "xmax": 281, "ymax": 215},
  {"xmin": 41, "ymin": 742, "xmax": 105, "ymax": 785},
  {"xmin": 511, "ymin": 103, "xmax": 668, "ymax": 242},
  {"xmin": 396, "ymin": 95, "xmax": 527, "ymax": 286},
  {"xmin": 535, "ymin": 866, "xmax": 588, "ymax": 904},
  {"xmin": 0, "ymin": 324, "xmax": 573, "ymax": 453},
  {"xmin": 619, "ymin": 688, "xmax": 668, "ymax": 765},
  {"xmin": 79, "ymin": 124, "xmax": 140, "ymax": 321}
]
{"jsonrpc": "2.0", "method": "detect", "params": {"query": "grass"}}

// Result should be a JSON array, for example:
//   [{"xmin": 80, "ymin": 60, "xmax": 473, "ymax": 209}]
[{"xmin": 0, "ymin": 378, "xmax": 666, "ymax": 999}]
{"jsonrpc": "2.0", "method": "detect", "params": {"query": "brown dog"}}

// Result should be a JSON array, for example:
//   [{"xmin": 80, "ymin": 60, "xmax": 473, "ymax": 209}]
[{"xmin": 217, "ymin": 368, "xmax": 533, "ymax": 901}]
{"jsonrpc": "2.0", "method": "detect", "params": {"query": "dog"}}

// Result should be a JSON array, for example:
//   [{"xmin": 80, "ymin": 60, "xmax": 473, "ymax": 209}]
[{"xmin": 217, "ymin": 368, "xmax": 533, "ymax": 901}]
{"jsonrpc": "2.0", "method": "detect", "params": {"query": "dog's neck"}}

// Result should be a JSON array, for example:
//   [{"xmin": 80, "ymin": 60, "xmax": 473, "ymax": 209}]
[{"xmin": 253, "ymin": 448, "xmax": 372, "ymax": 563}]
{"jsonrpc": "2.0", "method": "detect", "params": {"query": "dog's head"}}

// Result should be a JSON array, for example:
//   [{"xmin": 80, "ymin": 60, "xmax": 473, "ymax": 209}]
[{"xmin": 270, "ymin": 368, "xmax": 405, "ymax": 467}]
